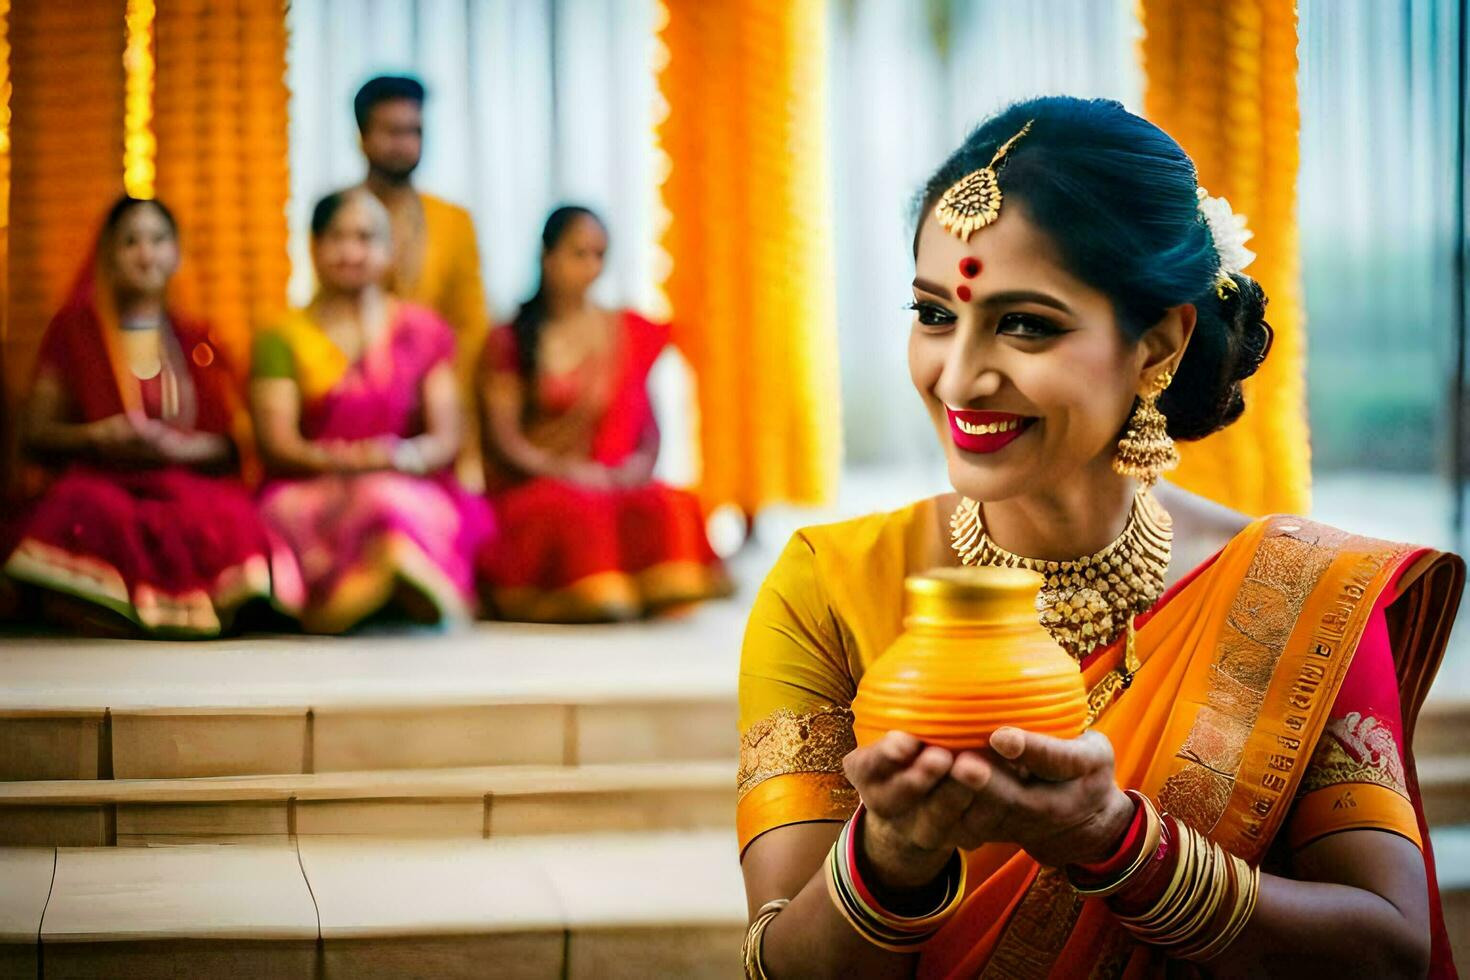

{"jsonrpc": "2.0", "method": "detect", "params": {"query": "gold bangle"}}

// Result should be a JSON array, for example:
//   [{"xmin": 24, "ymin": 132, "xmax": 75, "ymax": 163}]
[
  {"xmin": 1163, "ymin": 835, "xmax": 1225, "ymax": 944},
  {"xmin": 821, "ymin": 808, "xmax": 966, "ymax": 952},
  {"xmin": 1152, "ymin": 840, "xmax": 1227, "ymax": 947},
  {"xmin": 742, "ymin": 898, "xmax": 789, "ymax": 980},
  {"xmin": 1177, "ymin": 851, "xmax": 1247, "ymax": 960},
  {"xmin": 1125, "ymin": 823, "xmax": 1205, "ymax": 937},
  {"xmin": 1190, "ymin": 857, "xmax": 1260, "ymax": 962},
  {"xmin": 1119, "ymin": 817, "xmax": 1192, "ymax": 927},
  {"xmin": 1129, "ymin": 825, "xmax": 1224, "ymax": 945}
]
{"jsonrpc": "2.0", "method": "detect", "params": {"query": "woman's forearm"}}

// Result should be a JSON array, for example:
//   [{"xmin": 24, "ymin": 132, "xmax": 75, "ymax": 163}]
[
  {"xmin": 24, "ymin": 419, "xmax": 100, "ymax": 459},
  {"xmin": 1205, "ymin": 872, "xmax": 1428, "ymax": 978},
  {"xmin": 258, "ymin": 434, "xmax": 356, "ymax": 477},
  {"xmin": 756, "ymin": 860, "xmax": 916, "ymax": 980}
]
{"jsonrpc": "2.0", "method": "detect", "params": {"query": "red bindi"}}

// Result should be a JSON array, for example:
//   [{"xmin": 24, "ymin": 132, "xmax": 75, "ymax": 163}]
[
  {"xmin": 959, "ymin": 256, "xmax": 982, "ymax": 278},
  {"xmin": 956, "ymin": 284, "xmax": 973, "ymax": 303}
]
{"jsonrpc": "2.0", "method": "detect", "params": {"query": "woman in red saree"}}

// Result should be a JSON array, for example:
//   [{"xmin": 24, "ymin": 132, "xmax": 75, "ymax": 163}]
[
  {"xmin": 4, "ymin": 196, "xmax": 290, "ymax": 637},
  {"xmin": 477, "ymin": 206, "xmax": 729, "ymax": 622},
  {"xmin": 737, "ymin": 98, "xmax": 1461, "ymax": 978},
  {"xmin": 251, "ymin": 189, "xmax": 494, "ymax": 634}
]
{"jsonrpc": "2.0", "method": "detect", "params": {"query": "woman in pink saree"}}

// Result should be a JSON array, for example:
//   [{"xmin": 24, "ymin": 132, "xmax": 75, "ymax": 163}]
[{"xmin": 250, "ymin": 188, "xmax": 494, "ymax": 633}]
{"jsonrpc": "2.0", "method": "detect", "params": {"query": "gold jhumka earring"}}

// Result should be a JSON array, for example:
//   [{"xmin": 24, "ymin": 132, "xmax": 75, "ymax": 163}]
[
  {"xmin": 933, "ymin": 120, "xmax": 1034, "ymax": 240},
  {"xmin": 1112, "ymin": 371, "xmax": 1180, "ymax": 488}
]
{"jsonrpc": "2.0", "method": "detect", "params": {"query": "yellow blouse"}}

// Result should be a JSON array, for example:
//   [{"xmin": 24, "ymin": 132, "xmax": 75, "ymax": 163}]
[{"xmin": 738, "ymin": 499, "xmax": 939, "ymax": 851}]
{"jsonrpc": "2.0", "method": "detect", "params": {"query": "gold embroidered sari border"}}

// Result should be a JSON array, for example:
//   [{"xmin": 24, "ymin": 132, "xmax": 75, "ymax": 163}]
[
  {"xmin": 737, "ymin": 705, "xmax": 857, "ymax": 800},
  {"xmin": 1158, "ymin": 518, "xmax": 1413, "ymax": 860}
]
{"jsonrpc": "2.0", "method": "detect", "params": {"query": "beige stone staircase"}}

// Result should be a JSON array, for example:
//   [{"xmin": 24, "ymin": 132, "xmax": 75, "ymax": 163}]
[
  {"xmin": 0, "ymin": 612, "xmax": 752, "ymax": 979},
  {"xmin": 1, "ymin": 603, "xmax": 1468, "ymax": 977}
]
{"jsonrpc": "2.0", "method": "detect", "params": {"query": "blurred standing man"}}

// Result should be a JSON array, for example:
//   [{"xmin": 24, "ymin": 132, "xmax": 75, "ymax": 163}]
[{"xmin": 355, "ymin": 75, "xmax": 490, "ymax": 488}]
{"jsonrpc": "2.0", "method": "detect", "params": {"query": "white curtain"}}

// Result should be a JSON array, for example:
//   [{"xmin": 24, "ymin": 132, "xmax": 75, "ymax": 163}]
[
  {"xmin": 826, "ymin": 0, "xmax": 1142, "ymax": 468},
  {"xmin": 285, "ymin": 0, "xmax": 660, "ymax": 317},
  {"xmin": 1297, "ymin": 0, "xmax": 1461, "ymax": 475}
]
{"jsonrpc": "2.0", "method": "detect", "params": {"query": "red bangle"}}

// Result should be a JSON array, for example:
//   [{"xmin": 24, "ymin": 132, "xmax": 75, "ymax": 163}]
[
  {"xmin": 1074, "ymin": 792, "xmax": 1146, "ymax": 878},
  {"xmin": 1109, "ymin": 812, "xmax": 1179, "ymax": 914}
]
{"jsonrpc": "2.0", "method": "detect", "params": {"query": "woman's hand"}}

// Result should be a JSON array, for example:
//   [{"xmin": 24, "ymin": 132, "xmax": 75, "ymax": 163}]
[
  {"xmin": 842, "ymin": 732, "xmax": 996, "ymax": 890},
  {"xmin": 964, "ymin": 727, "xmax": 1135, "ymax": 868},
  {"xmin": 86, "ymin": 414, "xmax": 162, "ymax": 462},
  {"xmin": 135, "ymin": 420, "xmax": 230, "ymax": 467},
  {"xmin": 563, "ymin": 460, "xmax": 617, "ymax": 491},
  {"xmin": 843, "ymin": 728, "xmax": 1134, "ymax": 894},
  {"xmin": 321, "ymin": 438, "xmax": 395, "ymax": 473}
]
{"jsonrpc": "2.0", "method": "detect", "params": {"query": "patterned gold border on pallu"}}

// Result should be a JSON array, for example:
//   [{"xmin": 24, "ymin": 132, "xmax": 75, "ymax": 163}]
[
  {"xmin": 1160, "ymin": 519, "xmax": 1411, "ymax": 858},
  {"xmin": 973, "ymin": 518, "xmax": 1411, "ymax": 979}
]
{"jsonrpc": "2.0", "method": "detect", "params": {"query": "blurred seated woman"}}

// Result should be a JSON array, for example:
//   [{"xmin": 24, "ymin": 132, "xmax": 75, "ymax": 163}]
[
  {"xmin": 5, "ymin": 196, "xmax": 285, "ymax": 637},
  {"xmin": 478, "ymin": 206, "xmax": 728, "ymax": 622},
  {"xmin": 251, "ymin": 188, "xmax": 493, "ymax": 633}
]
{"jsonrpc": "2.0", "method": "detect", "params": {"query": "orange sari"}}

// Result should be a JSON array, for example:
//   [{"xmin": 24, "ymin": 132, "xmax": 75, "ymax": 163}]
[{"xmin": 737, "ymin": 501, "xmax": 1463, "ymax": 978}]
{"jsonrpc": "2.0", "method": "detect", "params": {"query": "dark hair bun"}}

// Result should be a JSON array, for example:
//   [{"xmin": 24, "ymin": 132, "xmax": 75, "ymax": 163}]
[{"xmin": 1161, "ymin": 273, "xmax": 1272, "ymax": 441}]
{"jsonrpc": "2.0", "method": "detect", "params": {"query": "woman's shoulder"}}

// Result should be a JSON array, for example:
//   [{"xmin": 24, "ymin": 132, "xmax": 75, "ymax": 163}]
[
  {"xmin": 763, "ymin": 498, "xmax": 936, "ymax": 601},
  {"xmin": 613, "ymin": 309, "xmax": 671, "ymax": 358},
  {"xmin": 1152, "ymin": 478, "xmax": 1440, "ymax": 587}
]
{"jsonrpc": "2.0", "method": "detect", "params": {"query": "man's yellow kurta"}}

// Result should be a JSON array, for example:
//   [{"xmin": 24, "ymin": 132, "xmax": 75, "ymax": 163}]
[{"xmin": 386, "ymin": 192, "xmax": 491, "ymax": 488}]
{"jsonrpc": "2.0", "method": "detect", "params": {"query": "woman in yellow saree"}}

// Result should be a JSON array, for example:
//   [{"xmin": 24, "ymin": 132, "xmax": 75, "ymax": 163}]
[{"xmin": 737, "ymin": 97, "xmax": 1462, "ymax": 978}]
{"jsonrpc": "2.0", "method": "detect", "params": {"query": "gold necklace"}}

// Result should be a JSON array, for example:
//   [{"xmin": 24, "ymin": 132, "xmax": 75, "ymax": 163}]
[{"xmin": 948, "ymin": 489, "xmax": 1172, "ymax": 660}]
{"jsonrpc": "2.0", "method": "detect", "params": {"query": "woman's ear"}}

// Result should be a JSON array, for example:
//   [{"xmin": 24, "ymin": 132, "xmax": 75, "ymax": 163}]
[{"xmin": 1137, "ymin": 303, "xmax": 1195, "ymax": 384}]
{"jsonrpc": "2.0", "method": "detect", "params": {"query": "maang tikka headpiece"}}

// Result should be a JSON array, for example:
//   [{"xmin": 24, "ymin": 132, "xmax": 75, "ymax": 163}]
[{"xmin": 933, "ymin": 120, "xmax": 1035, "ymax": 240}]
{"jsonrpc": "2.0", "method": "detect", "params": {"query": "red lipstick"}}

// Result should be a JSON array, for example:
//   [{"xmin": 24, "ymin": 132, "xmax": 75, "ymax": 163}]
[{"xmin": 946, "ymin": 409, "xmax": 1033, "ymax": 454}]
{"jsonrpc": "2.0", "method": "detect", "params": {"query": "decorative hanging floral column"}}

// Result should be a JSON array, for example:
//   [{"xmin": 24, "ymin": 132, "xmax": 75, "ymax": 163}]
[
  {"xmin": 4, "ymin": 2, "xmax": 126, "ymax": 401},
  {"xmin": 1141, "ymin": 0, "xmax": 1310, "ymax": 515},
  {"xmin": 152, "ymin": 0, "xmax": 290, "ymax": 373},
  {"xmin": 656, "ymin": 0, "xmax": 841, "ymax": 512}
]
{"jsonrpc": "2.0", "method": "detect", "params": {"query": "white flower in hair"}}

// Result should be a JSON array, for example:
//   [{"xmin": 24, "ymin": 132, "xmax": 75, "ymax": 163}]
[{"xmin": 1196, "ymin": 186, "xmax": 1255, "ymax": 275}]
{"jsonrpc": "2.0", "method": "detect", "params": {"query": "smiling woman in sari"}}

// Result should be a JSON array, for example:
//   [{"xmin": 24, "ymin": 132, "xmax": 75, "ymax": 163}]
[
  {"xmin": 737, "ymin": 98, "xmax": 1462, "ymax": 979},
  {"xmin": 250, "ymin": 188, "xmax": 494, "ymax": 634},
  {"xmin": 5, "ymin": 196, "xmax": 284, "ymax": 637}
]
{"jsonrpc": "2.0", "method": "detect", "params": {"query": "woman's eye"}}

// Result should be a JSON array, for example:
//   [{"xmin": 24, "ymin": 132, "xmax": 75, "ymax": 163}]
[
  {"xmin": 907, "ymin": 302, "xmax": 955, "ymax": 327},
  {"xmin": 998, "ymin": 312, "xmax": 1062, "ymax": 339}
]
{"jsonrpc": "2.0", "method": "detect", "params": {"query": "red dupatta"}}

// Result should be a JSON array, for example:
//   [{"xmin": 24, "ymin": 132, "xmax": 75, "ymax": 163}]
[{"xmin": 29, "ymin": 236, "xmax": 255, "ymax": 481}]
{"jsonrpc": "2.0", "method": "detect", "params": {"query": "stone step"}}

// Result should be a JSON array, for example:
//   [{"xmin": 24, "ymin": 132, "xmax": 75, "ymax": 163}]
[
  {"xmin": 0, "ymin": 696, "xmax": 738, "ymax": 782},
  {"xmin": 1420, "ymin": 755, "xmax": 1470, "ymax": 827},
  {"xmin": 0, "ymin": 830, "xmax": 746, "ymax": 979},
  {"xmin": 1415, "ymin": 698, "xmax": 1470, "ymax": 759},
  {"xmin": 1, "ymin": 829, "xmax": 1466, "ymax": 978},
  {"xmin": 0, "ymin": 761, "xmax": 735, "ymax": 847}
]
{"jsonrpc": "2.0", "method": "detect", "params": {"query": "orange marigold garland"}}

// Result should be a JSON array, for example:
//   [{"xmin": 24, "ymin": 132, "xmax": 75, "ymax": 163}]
[
  {"xmin": 153, "ymin": 0, "xmax": 290, "ymax": 375},
  {"xmin": 5, "ymin": 2, "xmax": 126, "ymax": 405},
  {"xmin": 655, "ymin": 0, "xmax": 841, "ymax": 512}
]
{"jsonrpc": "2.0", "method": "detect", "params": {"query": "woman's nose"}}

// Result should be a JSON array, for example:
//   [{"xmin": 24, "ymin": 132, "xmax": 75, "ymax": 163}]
[{"xmin": 935, "ymin": 342, "xmax": 1003, "ymax": 407}]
